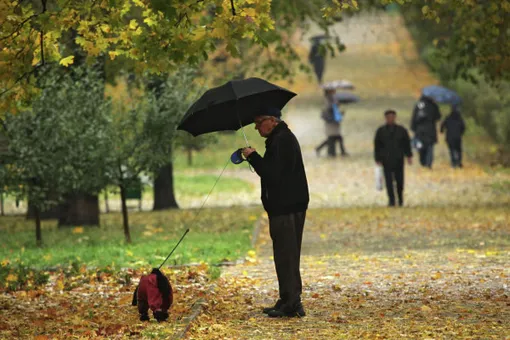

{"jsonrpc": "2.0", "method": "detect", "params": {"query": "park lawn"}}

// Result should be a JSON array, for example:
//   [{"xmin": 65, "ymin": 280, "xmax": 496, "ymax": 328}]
[{"xmin": 0, "ymin": 206, "xmax": 262, "ymax": 272}]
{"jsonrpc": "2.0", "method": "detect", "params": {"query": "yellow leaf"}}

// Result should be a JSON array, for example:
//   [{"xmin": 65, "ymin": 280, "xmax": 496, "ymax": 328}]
[
  {"xmin": 126, "ymin": 250, "xmax": 133, "ymax": 257},
  {"xmin": 109, "ymin": 51, "xmax": 118, "ymax": 60},
  {"xmin": 59, "ymin": 55, "xmax": 75, "ymax": 67},
  {"xmin": 192, "ymin": 26, "xmax": 207, "ymax": 41},
  {"xmin": 6, "ymin": 273, "xmax": 17, "ymax": 282},
  {"xmin": 144, "ymin": 17, "xmax": 156, "ymax": 27},
  {"xmin": 56, "ymin": 279, "xmax": 64, "ymax": 291},
  {"xmin": 72, "ymin": 227, "xmax": 84, "ymax": 234},
  {"xmin": 43, "ymin": 254, "xmax": 52, "ymax": 261},
  {"xmin": 1, "ymin": 259, "xmax": 9, "ymax": 267},
  {"xmin": 421, "ymin": 305, "xmax": 432, "ymax": 313},
  {"xmin": 129, "ymin": 19, "xmax": 138, "ymax": 30}
]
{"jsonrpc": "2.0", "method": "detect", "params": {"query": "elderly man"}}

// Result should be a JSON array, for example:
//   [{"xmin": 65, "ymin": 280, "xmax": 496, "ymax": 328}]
[{"xmin": 242, "ymin": 108, "xmax": 309, "ymax": 318}]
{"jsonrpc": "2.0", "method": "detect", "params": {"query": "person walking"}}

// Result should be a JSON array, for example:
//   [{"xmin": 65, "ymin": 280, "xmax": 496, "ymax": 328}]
[
  {"xmin": 411, "ymin": 95, "xmax": 441, "ymax": 168},
  {"xmin": 315, "ymin": 88, "xmax": 348, "ymax": 157},
  {"xmin": 308, "ymin": 39, "xmax": 325, "ymax": 84},
  {"xmin": 440, "ymin": 105, "xmax": 466, "ymax": 168},
  {"xmin": 242, "ymin": 108, "xmax": 309, "ymax": 318},
  {"xmin": 374, "ymin": 110, "xmax": 413, "ymax": 207}
]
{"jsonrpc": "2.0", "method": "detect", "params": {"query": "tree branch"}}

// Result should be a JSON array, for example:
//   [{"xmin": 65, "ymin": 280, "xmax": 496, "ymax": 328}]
[{"xmin": 0, "ymin": 14, "xmax": 38, "ymax": 42}]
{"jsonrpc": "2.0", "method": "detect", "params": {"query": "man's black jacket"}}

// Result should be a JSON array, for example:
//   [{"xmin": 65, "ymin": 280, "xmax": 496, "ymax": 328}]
[
  {"xmin": 374, "ymin": 124, "xmax": 412, "ymax": 168},
  {"xmin": 411, "ymin": 96, "xmax": 441, "ymax": 145},
  {"xmin": 247, "ymin": 122, "xmax": 309, "ymax": 217}
]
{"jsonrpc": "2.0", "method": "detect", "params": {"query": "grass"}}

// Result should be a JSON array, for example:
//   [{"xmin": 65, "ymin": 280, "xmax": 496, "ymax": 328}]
[{"xmin": 0, "ymin": 207, "xmax": 262, "ymax": 270}]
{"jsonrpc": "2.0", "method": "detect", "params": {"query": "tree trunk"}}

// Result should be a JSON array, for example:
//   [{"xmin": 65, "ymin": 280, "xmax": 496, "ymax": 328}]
[
  {"xmin": 58, "ymin": 193, "xmax": 100, "ymax": 227},
  {"xmin": 119, "ymin": 184, "xmax": 131, "ymax": 243},
  {"xmin": 104, "ymin": 190, "xmax": 110, "ymax": 213},
  {"xmin": 153, "ymin": 163, "xmax": 179, "ymax": 210},
  {"xmin": 35, "ymin": 206, "xmax": 42, "ymax": 247},
  {"xmin": 0, "ymin": 192, "xmax": 4, "ymax": 216},
  {"xmin": 187, "ymin": 148, "xmax": 193, "ymax": 166}
]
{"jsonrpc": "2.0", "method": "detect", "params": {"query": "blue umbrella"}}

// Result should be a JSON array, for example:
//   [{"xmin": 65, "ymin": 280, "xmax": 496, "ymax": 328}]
[{"xmin": 422, "ymin": 85, "xmax": 461, "ymax": 105}]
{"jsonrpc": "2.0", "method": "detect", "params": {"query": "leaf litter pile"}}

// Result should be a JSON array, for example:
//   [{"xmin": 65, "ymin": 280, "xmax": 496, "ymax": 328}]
[{"xmin": 189, "ymin": 208, "xmax": 510, "ymax": 339}]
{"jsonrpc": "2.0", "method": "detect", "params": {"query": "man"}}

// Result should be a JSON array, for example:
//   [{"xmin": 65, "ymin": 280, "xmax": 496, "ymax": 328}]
[
  {"xmin": 242, "ymin": 107, "xmax": 309, "ymax": 318},
  {"xmin": 374, "ymin": 110, "xmax": 413, "ymax": 207},
  {"xmin": 440, "ymin": 105, "xmax": 466, "ymax": 168},
  {"xmin": 410, "ymin": 95, "xmax": 441, "ymax": 168}
]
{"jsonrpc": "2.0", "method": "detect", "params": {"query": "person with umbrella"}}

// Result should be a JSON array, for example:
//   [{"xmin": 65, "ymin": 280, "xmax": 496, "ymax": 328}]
[
  {"xmin": 374, "ymin": 110, "xmax": 413, "ymax": 207},
  {"xmin": 410, "ymin": 94, "xmax": 441, "ymax": 168},
  {"xmin": 440, "ymin": 104, "xmax": 466, "ymax": 168},
  {"xmin": 177, "ymin": 77, "xmax": 308, "ymax": 318},
  {"xmin": 242, "ymin": 108, "xmax": 309, "ymax": 318},
  {"xmin": 315, "ymin": 84, "xmax": 358, "ymax": 157},
  {"xmin": 308, "ymin": 35, "xmax": 327, "ymax": 84}
]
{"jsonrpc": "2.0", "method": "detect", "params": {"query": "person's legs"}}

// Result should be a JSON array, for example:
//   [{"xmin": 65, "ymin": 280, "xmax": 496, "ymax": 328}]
[
  {"xmin": 447, "ymin": 141, "xmax": 456, "ymax": 167},
  {"xmin": 426, "ymin": 145, "xmax": 434, "ymax": 168},
  {"xmin": 419, "ymin": 148, "xmax": 427, "ymax": 167},
  {"xmin": 293, "ymin": 211, "xmax": 306, "ymax": 299},
  {"xmin": 327, "ymin": 136, "xmax": 336, "ymax": 157},
  {"xmin": 383, "ymin": 166, "xmax": 395, "ymax": 206},
  {"xmin": 315, "ymin": 139, "xmax": 329, "ymax": 155},
  {"xmin": 458, "ymin": 139, "xmax": 463, "ymax": 167},
  {"xmin": 338, "ymin": 134, "xmax": 348, "ymax": 155},
  {"xmin": 269, "ymin": 214, "xmax": 302, "ymax": 306},
  {"xmin": 395, "ymin": 162, "xmax": 404, "ymax": 206}
]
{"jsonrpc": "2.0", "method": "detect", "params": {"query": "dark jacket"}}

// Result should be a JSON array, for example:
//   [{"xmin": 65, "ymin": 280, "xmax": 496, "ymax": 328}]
[
  {"xmin": 440, "ymin": 110, "xmax": 465, "ymax": 142},
  {"xmin": 411, "ymin": 96, "xmax": 441, "ymax": 145},
  {"xmin": 374, "ymin": 123, "xmax": 412, "ymax": 168},
  {"xmin": 247, "ymin": 122, "xmax": 309, "ymax": 216}
]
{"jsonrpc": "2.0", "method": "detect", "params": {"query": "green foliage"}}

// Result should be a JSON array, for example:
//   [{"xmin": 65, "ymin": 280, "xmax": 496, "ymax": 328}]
[
  {"xmin": 2, "ymin": 67, "xmax": 111, "ymax": 212},
  {"xmin": 449, "ymin": 75, "xmax": 510, "ymax": 149},
  {"xmin": 0, "ymin": 207, "xmax": 259, "ymax": 270}
]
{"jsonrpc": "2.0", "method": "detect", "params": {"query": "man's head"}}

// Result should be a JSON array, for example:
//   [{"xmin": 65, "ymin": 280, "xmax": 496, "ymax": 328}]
[
  {"xmin": 384, "ymin": 109, "xmax": 397, "ymax": 125},
  {"xmin": 254, "ymin": 108, "xmax": 281, "ymax": 137}
]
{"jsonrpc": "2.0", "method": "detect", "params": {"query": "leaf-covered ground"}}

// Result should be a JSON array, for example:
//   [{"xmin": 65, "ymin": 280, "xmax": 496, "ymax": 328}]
[{"xmin": 189, "ymin": 208, "xmax": 510, "ymax": 339}]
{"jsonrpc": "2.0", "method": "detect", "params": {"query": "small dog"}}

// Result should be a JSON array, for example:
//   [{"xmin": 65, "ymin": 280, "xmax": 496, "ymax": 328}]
[{"xmin": 132, "ymin": 268, "xmax": 173, "ymax": 322}]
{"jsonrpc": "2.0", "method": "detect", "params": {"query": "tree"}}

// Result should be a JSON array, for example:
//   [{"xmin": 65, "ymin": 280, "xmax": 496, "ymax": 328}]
[
  {"xmin": 144, "ymin": 69, "xmax": 204, "ymax": 211},
  {"xmin": 324, "ymin": 0, "xmax": 510, "ymax": 82},
  {"xmin": 2, "ymin": 67, "xmax": 111, "ymax": 244},
  {"xmin": 0, "ymin": 0, "xmax": 274, "ymax": 114}
]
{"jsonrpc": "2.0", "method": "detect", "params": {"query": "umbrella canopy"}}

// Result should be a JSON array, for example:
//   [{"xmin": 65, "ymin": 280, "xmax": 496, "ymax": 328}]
[
  {"xmin": 177, "ymin": 78, "xmax": 296, "ymax": 137},
  {"xmin": 422, "ymin": 85, "xmax": 461, "ymax": 105},
  {"xmin": 335, "ymin": 92, "xmax": 360, "ymax": 104},
  {"xmin": 322, "ymin": 80, "xmax": 355, "ymax": 91}
]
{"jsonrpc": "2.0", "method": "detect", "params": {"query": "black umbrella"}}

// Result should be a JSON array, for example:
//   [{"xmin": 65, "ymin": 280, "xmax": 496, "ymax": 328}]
[{"xmin": 177, "ymin": 78, "xmax": 296, "ymax": 142}]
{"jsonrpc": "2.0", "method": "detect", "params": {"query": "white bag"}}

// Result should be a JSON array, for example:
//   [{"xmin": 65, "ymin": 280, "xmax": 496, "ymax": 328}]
[{"xmin": 375, "ymin": 166, "xmax": 384, "ymax": 191}]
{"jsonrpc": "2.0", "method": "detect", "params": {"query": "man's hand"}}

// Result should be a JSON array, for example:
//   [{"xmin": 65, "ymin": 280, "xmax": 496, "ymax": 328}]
[
  {"xmin": 376, "ymin": 161, "xmax": 382, "ymax": 166},
  {"xmin": 242, "ymin": 147, "xmax": 256, "ymax": 158},
  {"xmin": 407, "ymin": 157, "xmax": 413, "ymax": 165}
]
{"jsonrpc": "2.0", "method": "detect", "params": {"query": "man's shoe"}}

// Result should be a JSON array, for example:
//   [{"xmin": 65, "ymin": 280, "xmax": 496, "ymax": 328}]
[
  {"xmin": 267, "ymin": 303, "xmax": 305, "ymax": 318},
  {"xmin": 262, "ymin": 299, "xmax": 284, "ymax": 314}
]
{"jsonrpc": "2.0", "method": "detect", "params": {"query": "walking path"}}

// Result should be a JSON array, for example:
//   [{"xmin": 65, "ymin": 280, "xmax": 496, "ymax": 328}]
[{"xmin": 185, "ymin": 12, "xmax": 510, "ymax": 340}]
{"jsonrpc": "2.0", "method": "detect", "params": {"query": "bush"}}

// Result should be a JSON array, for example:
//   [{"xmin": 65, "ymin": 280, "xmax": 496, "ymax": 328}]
[{"xmin": 449, "ymin": 75, "xmax": 510, "ymax": 149}]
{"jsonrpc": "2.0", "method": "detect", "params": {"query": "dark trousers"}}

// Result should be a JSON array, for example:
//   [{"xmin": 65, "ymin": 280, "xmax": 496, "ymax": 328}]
[
  {"xmin": 447, "ymin": 139, "xmax": 462, "ymax": 168},
  {"xmin": 418, "ymin": 145, "xmax": 434, "ymax": 168},
  {"xmin": 316, "ymin": 135, "xmax": 347, "ymax": 157},
  {"xmin": 383, "ymin": 163, "xmax": 404, "ymax": 206},
  {"xmin": 269, "ymin": 211, "xmax": 306, "ymax": 309}
]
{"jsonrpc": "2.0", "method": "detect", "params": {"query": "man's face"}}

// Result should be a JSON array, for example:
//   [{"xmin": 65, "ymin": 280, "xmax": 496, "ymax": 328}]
[
  {"xmin": 385, "ymin": 113, "xmax": 396, "ymax": 125},
  {"xmin": 254, "ymin": 115, "xmax": 276, "ymax": 138}
]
